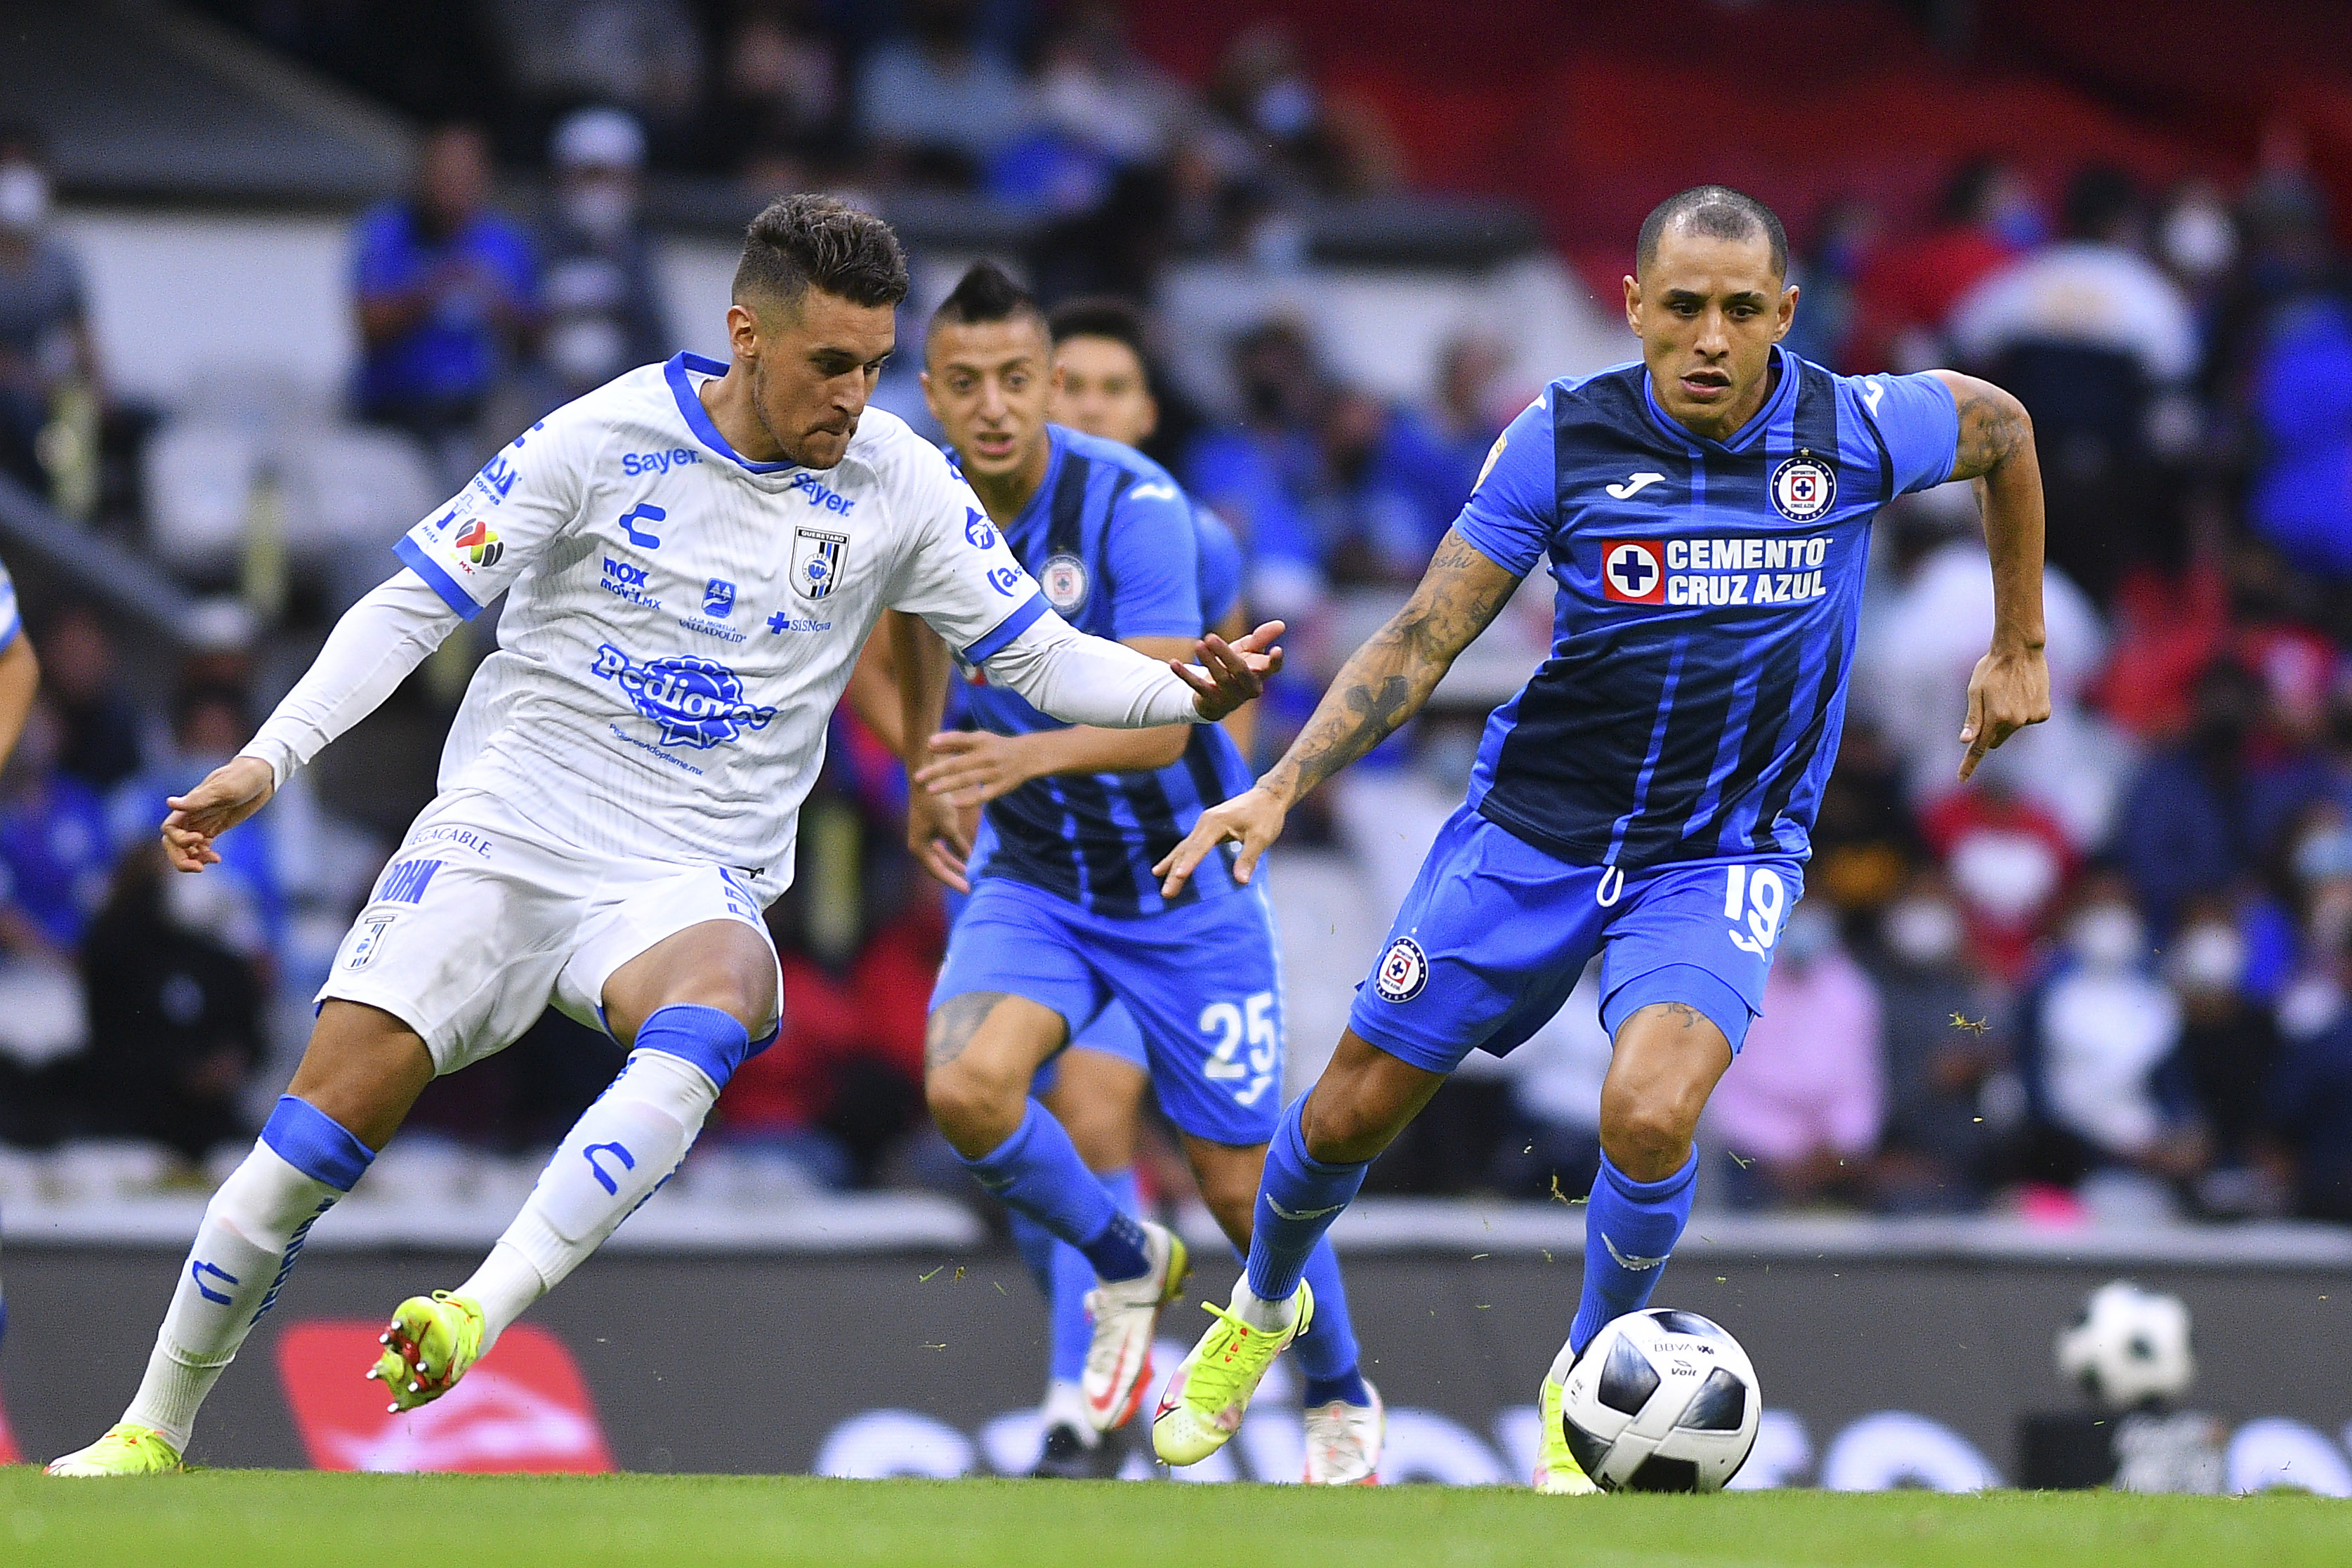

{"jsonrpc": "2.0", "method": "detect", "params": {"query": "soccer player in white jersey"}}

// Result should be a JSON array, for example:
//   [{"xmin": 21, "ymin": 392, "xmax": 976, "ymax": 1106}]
[{"xmin": 46, "ymin": 196, "xmax": 1279, "ymax": 1477}]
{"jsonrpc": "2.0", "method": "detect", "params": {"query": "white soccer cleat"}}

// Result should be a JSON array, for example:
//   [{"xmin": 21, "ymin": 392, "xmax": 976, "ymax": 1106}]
[
  {"xmin": 1303, "ymin": 1377, "xmax": 1385, "ymax": 1484},
  {"xmin": 1079, "ymin": 1219, "xmax": 1190, "ymax": 1432}
]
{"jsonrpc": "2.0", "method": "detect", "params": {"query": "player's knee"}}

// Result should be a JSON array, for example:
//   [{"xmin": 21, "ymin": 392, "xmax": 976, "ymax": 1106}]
[
  {"xmin": 1299, "ymin": 1088, "xmax": 1406, "ymax": 1166},
  {"xmin": 1598, "ymin": 1085, "xmax": 1697, "ymax": 1180},
  {"xmin": 924, "ymin": 1053, "xmax": 1024, "ymax": 1143}
]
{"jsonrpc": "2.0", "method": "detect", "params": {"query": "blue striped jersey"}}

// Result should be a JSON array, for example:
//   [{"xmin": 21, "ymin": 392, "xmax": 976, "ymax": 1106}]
[
  {"xmin": 1456, "ymin": 347, "xmax": 1960, "ymax": 870},
  {"xmin": 954, "ymin": 424, "xmax": 1254, "ymax": 916}
]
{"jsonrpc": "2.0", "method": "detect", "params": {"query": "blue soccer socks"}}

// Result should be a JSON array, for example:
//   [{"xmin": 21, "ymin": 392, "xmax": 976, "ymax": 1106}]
[
  {"xmin": 1244, "ymin": 1098, "xmax": 1368, "ymax": 1305},
  {"xmin": 962, "ymin": 1102, "xmax": 1149, "ymax": 1282},
  {"xmin": 1292, "ymin": 1236, "xmax": 1367, "ymax": 1408},
  {"xmin": 1569, "ymin": 1149, "xmax": 1698, "ymax": 1355}
]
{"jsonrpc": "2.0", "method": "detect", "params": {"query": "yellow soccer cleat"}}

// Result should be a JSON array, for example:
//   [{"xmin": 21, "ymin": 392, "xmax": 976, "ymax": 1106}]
[
  {"xmin": 1533, "ymin": 1340, "xmax": 1601, "ymax": 1494},
  {"xmin": 46, "ymin": 1422, "xmax": 184, "ymax": 1477},
  {"xmin": 367, "ymin": 1291, "xmax": 485, "ymax": 1413},
  {"xmin": 1151, "ymin": 1277, "xmax": 1313, "ymax": 1466}
]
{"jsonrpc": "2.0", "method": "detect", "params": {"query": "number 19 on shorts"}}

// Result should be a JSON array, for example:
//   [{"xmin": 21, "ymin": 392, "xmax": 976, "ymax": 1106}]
[
  {"xmin": 1723, "ymin": 864, "xmax": 1787, "ymax": 956},
  {"xmin": 1200, "ymin": 991, "xmax": 1278, "ymax": 1107}
]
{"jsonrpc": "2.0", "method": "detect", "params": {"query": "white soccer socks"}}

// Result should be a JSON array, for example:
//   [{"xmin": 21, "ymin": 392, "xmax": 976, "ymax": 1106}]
[
  {"xmin": 466, "ymin": 1043, "xmax": 721, "ymax": 1346},
  {"xmin": 124, "ymin": 1097, "xmax": 374, "ymax": 1449}
]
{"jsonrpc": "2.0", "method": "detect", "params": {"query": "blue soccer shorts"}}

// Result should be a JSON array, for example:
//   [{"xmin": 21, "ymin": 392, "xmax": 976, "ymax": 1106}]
[
  {"xmin": 942, "ymin": 886, "xmax": 1149, "ymax": 1087},
  {"xmin": 1346, "ymin": 803, "xmax": 1803, "ymax": 1074},
  {"xmin": 933, "ymin": 876, "xmax": 1285, "ymax": 1145}
]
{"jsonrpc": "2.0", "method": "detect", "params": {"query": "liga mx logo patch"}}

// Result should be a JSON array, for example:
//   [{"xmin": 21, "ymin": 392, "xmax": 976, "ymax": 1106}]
[
  {"xmin": 1602, "ymin": 540, "xmax": 1667, "ymax": 604},
  {"xmin": 1374, "ymin": 935, "xmax": 1429, "ymax": 1003},
  {"xmin": 1770, "ymin": 453, "xmax": 1836, "ymax": 522},
  {"xmin": 791, "ymin": 526, "xmax": 848, "ymax": 602},
  {"xmin": 452, "ymin": 518, "xmax": 503, "ymax": 569}
]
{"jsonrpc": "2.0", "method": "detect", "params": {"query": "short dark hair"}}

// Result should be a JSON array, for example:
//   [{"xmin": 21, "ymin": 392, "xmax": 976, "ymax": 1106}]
[
  {"xmin": 1048, "ymin": 296, "xmax": 1158, "ymax": 380},
  {"xmin": 1636, "ymin": 185, "xmax": 1789, "ymax": 279},
  {"xmin": 733, "ymin": 194, "xmax": 910, "ymax": 314},
  {"xmin": 928, "ymin": 260, "xmax": 1044, "ymax": 339}
]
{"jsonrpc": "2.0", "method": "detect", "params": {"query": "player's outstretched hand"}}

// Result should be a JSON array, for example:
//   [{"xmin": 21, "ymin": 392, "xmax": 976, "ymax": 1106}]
[
  {"xmin": 162, "ymin": 755, "xmax": 276, "ymax": 872},
  {"xmin": 1957, "ymin": 643, "xmax": 2051, "ymax": 782},
  {"xmin": 1170, "ymin": 621, "xmax": 1285, "ymax": 723},
  {"xmin": 906, "ymin": 763, "xmax": 975, "ymax": 894},
  {"xmin": 1154, "ymin": 783, "xmax": 1288, "ymax": 897},
  {"xmin": 915, "ymin": 730, "xmax": 1030, "ymax": 810}
]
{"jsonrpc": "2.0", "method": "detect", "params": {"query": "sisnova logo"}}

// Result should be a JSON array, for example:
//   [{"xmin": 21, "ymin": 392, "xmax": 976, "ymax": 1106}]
[{"xmin": 591, "ymin": 645, "xmax": 776, "ymax": 749}]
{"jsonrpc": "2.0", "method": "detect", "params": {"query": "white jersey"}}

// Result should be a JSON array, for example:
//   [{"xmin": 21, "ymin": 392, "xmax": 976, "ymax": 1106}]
[{"xmin": 391, "ymin": 353, "xmax": 1047, "ymax": 897}]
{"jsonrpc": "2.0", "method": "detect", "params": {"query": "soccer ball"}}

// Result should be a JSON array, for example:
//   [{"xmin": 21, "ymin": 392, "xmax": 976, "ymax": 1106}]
[
  {"xmin": 1557, "ymin": 1309, "xmax": 1761, "ymax": 1491},
  {"xmin": 2056, "ymin": 1280, "xmax": 2194, "ymax": 1411}
]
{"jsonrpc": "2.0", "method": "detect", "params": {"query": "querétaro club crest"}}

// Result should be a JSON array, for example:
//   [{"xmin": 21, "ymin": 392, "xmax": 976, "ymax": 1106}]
[
  {"xmin": 791, "ymin": 526, "xmax": 849, "ymax": 602},
  {"xmin": 591, "ymin": 645, "xmax": 776, "ymax": 749}
]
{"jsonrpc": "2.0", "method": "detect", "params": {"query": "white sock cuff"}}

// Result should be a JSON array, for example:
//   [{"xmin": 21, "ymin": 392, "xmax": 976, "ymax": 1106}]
[
  {"xmin": 622, "ymin": 1046, "xmax": 723, "ymax": 1118},
  {"xmin": 211, "ymin": 1140, "xmax": 343, "ymax": 1248}
]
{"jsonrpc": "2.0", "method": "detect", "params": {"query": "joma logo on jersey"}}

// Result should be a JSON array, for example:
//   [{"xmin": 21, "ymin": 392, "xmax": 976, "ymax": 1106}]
[
  {"xmin": 591, "ymin": 645, "xmax": 776, "ymax": 749},
  {"xmin": 787, "ymin": 473, "xmax": 857, "ymax": 515},
  {"xmin": 619, "ymin": 448, "xmax": 699, "ymax": 476},
  {"xmin": 791, "ymin": 527, "xmax": 849, "ymax": 600}
]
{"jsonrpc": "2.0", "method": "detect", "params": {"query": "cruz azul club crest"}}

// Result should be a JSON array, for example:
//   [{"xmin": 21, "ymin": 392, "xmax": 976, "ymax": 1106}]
[
  {"xmin": 1374, "ymin": 935, "xmax": 1429, "ymax": 1002},
  {"xmin": 591, "ymin": 645, "xmax": 776, "ymax": 749},
  {"xmin": 791, "ymin": 526, "xmax": 850, "ymax": 601},
  {"xmin": 1769, "ymin": 452, "xmax": 1836, "ymax": 522},
  {"xmin": 1041, "ymin": 552, "xmax": 1089, "ymax": 612}
]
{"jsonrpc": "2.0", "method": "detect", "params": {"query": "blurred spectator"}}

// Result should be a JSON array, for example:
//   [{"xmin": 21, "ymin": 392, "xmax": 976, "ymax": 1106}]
[
  {"xmin": 1366, "ymin": 333, "xmax": 1509, "ymax": 558},
  {"xmin": 2247, "ymin": 291, "xmax": 2352, "ymax": 579},
  {"xmin": 0, "ymin": 120, "xmax": 103, "ymax": 498},
  {"xmin": 1857, "ymin": 494, "xmax": 2115, "ymax": 847},
  {"xmin": 1784, "ymin": 196, "xmax": 1880, "ymax": 371},
  {"xmin": 990, "ymin": 6, "xmax": 1193, "ymax": 218},
  {"xmin": 0, "ymin": 696, "xmax": 110, "ymax": 958},
  {"xmin": 1806, "ymin": 717, "xmax": 1920, "ymax": 916},
  {"xmin": 2114, "ymin": 660, "xmax": 2268, "ymax": 931},
  {"xmin": 2266, "ymin": 990, "xmax": 2352, "ymax": 1223},
  {"xmin": 1870, "ymin": 873, "xmax": 2011, "ymax": 1212},
  {"xmin": 2164, "ymin": 897, "xmax": 2285, "ymax": 1215},
  {"xmin": 534, "ymin": 108, "xmax": 673, "ymax": 402},
  {"xmin": 1183, "ymin": 319, "xmax": 1325, "ymax": 617},
  {"xmin": 1203, "ymin": 22, "xmax": 1401, "ymax": 199},
  {"xmin": 74, "ymin": 844, "xmax": 265, "ymax": 1163},
  {"xmin": 352, "ymin": 123, "xmax": 539, "ymax": 479},
  {"xmin": 490, "ymin": 0, "xmax": 704, "ymax": 152},
  {"xmin": 719, "ymin": 1, "xmax": 844, "ymax": 171},
  {"xmin": 107, "ymin": 685, "xmax": 275, "ymax": 958},
  {"xmin": 1851, "ymin": 157, "xmax": 2039, "ymax": 373},
  {"xmin": 854, "ymin": 0, "xmax": 1030, "ymax": 188},
  {"xmin": 34, "ymin": 603, "xmax": 142, "ymax": 791},
  {"xmin": 2015, "ymin": 872, "xmax": 2205, "ymax": 1207},
  {"xmin": 1707, "ymin": 904, "xmax": 1883, "ymax": 1208},
  {"xmin": 1920, "ymin": 779, "xmax": 2077, "ymax": 984}
]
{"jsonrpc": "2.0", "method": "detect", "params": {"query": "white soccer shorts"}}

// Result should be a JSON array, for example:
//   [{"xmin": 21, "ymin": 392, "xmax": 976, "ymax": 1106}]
[{"xmin": 317, "ymin": 789, "xmax": 782, "ymax": 1074}]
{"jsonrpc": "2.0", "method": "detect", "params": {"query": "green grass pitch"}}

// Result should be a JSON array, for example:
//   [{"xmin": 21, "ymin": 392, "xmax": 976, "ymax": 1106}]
[{"xmin": 6, "ymin": 1469, "xmax": 2350, "ymax": 1567}]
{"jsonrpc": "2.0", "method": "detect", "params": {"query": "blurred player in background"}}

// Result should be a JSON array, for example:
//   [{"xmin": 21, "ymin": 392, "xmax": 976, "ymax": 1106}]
[
  {"xmin": 46, "ymin": 198, "xmax": 1277, "ymax": 1477},
  {"xmin": 901, "ymin": 263, "xmax": 1382, "ymax": 1482},
  {"xmin": 1145, "ymin": 186, "xmax": 2051, "ymax": 1490},
  {"xmin": 0, "ymin": 550, "xmax": 36, "ymax": 1352}
]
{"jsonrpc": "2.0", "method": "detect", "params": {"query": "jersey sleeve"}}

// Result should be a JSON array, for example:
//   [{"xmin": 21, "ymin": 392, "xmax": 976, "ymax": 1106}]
[
  {"xmin": 886, "ymin": 438, "xmax": 1049, "ymax": 663},
  {"xmin": 1103, "ymin": 473, "xmax": 1204, "ymax": 641},
  {"xmin": 1862, "ymin": 371, "xmax": 1962, "ymax": 496},
  {"xmin": 1193, "ymin": 507, "xmax": 1245, "ymax": 627},
  {"xmin": 1447, "ymin": 393, "xmax": 1556, "ymax": 577},
  {"xmin": 390, "ymin": 407, "xmax": 596, "ymax": 620}
]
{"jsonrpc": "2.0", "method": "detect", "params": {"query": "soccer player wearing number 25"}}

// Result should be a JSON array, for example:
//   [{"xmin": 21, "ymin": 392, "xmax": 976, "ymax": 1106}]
[
  {"xmin": 1147, "ymin": 187, "xmax": 2053, "ymax": 1489},
  {"xmin": 46, "ymin": 197, "xmax": 1280, "ymax": 1477}
]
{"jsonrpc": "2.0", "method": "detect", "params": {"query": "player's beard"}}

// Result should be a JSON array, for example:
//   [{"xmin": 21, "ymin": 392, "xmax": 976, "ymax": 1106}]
[{"xmin": 752, "ymin": 357, "xmax": 855, "ymax": 470}]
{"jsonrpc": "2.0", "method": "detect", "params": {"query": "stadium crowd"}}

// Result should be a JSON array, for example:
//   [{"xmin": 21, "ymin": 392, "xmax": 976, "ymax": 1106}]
[{"xmin": 3, "ymin": 3, "xmax": 2352, "ymax": 1234}]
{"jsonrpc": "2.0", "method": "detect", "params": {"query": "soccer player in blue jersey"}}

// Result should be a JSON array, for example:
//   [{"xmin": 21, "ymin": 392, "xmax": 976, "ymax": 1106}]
[
  {"xmin": 905, "ymin": 264, "xmax": 1383, "ymax": 1482},
  {"xmin": 1146, "ymin": 187, "xmax": 2052, "ymax": 1489}
]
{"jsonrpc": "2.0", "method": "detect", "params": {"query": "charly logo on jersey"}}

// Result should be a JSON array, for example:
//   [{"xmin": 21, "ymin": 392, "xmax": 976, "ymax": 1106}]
[
  {"xmin": 791, "ymin": 527, "xmax": 849, "ymax": 602},
  {"xmin": 1769, "ymin": 452, "xmax": 1837, "ymax": 522},
  {"xmin": 1602, "ymin": 540, "xmax": 1667, "ymax": 605},
  {"xmin": 591, "ymin": 645, "xmax": 776, "ymax": 749},
  {"xmin": 1040, "ymin": 553, "xmax": 1088, "ymax": 612},
  {"xmin": 1374, "ymin": 935, "xmax": 1429, "ymax": 1003}
]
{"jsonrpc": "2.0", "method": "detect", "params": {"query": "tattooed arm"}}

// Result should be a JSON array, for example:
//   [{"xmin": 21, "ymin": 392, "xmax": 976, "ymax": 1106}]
[
  {"xmin": 1153, "ymin": 528, "xmax": 1522, "ymax": 894},
  {"xmin": 1927, "ymin": 370, "xmax": 2051, "ymax": 781}
]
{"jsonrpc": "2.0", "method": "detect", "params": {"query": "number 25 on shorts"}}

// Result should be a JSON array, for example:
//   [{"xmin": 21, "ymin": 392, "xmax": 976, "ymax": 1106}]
[
  {"xmin": 1200, "ymin": 991, "xmax": 1278, "ymax": 1106},
  {"xmin": 1723, "ymin": 865, "xmax": 1787, "ymax": 956}
]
